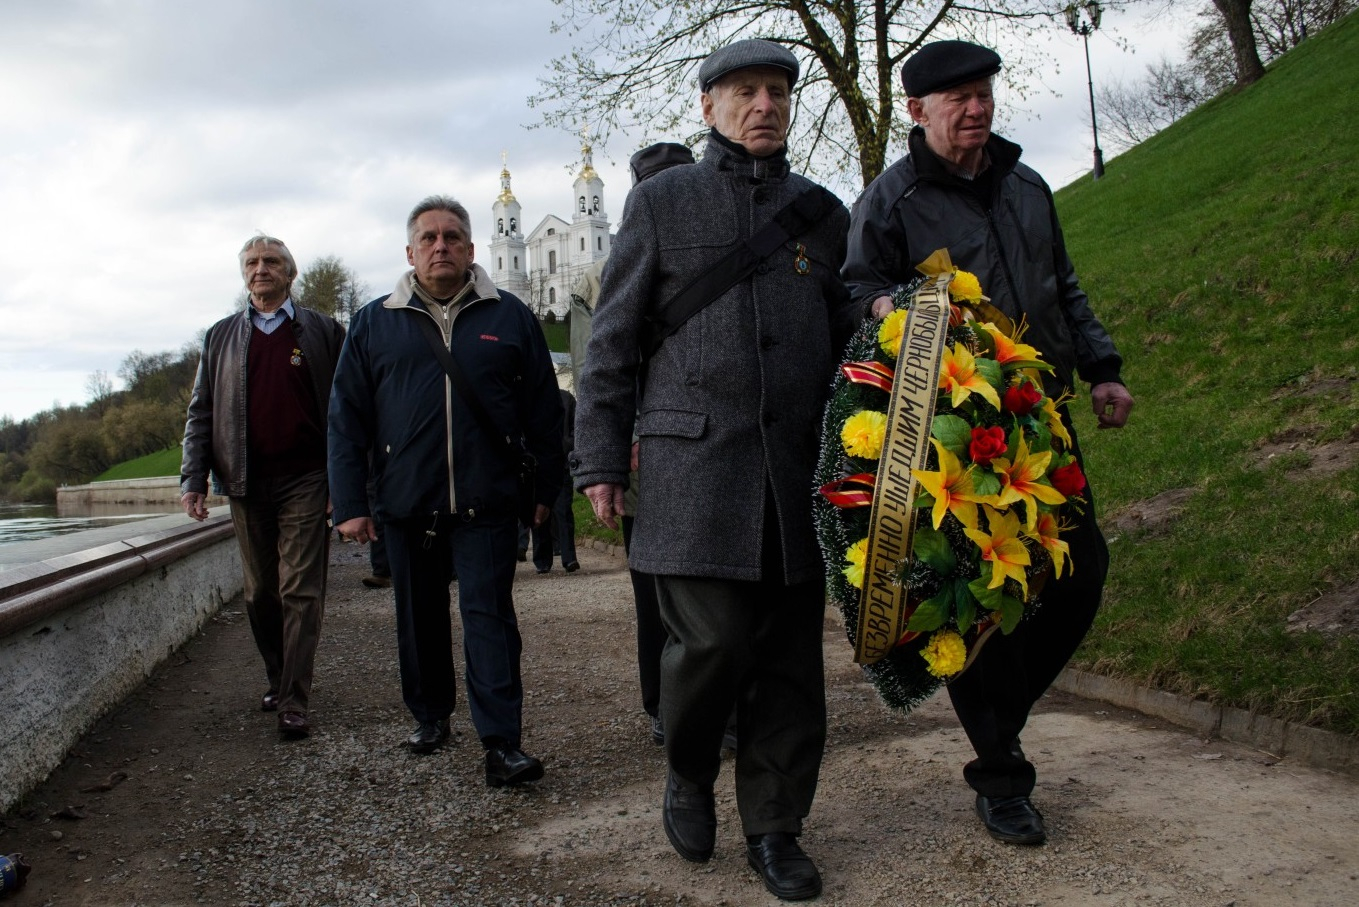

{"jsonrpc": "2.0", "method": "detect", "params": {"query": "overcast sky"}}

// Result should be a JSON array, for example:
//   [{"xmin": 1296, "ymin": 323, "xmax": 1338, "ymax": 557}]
[{"xmin": 0, "ymin": 1, "xmax": 1194, "ymax": 422}]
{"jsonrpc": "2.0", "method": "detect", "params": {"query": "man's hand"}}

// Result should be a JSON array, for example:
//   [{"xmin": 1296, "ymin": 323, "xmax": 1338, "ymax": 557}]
[
  {"xmin": 181, "ymin": 492, "xmax": 208, "ymax": 521},
  {"xmin": 870, "ymin": 295, "xmax": 894, "ymax": 320},
  {"xmin": 583, "ymin": 482, "xmax": 626, "ymax": 531},
  {"xmin": 532, "ymin": 503, "xmax": 551, "ymax": 528},
  {"xmin": 1091, "ymin": 382, "xmax": 1135, "ymax": 429},
  {"xmin": 336, "ymin": 516, "xmax": 378, "ymax": 544}
]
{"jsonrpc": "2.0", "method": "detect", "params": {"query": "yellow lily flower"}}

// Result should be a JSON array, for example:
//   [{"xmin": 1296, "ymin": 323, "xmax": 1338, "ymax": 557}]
[
  {"xmin": 1024, "ymin": 510, "xmax": 1071, "ymax": 580},
  {"xmin": 1039, "ymin": 393, "xmax": 1073, "ymax": 450},
  {"xmin": 976, "ymin": 322, "xmax": 1047, "ymax": 371},
  {"xmin": 940, "ymin": 343, "xmax": 1002, "ymax": 411},
  {"xmin": 964, "ymin": 506, "xmax": 1032, "ymax": 599},
  {"xmin": 989, "ymin": 434, "xmax": 1067, "ymax": 529},
  {"xmin": 912, "ymin": 439, "xmax": 980, "ymax": 531}
]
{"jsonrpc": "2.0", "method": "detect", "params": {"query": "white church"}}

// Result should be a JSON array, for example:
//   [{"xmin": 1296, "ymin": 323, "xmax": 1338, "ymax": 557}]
[{"xmin": 487, "ymin": 142, "xmax": 613, "ymax": 320}]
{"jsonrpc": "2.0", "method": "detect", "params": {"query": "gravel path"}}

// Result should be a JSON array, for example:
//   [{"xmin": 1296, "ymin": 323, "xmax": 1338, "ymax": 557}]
[{"xmin": 1, "ymin": 540, "xmax": 1355, "ymax": 906}]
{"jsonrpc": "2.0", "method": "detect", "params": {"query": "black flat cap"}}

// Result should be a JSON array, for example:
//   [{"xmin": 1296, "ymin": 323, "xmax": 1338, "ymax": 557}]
[
  {"xmin": 629, "ymin": 142, "xmax": 696, "ymax": 185},
  {"xmin": 900, "ymin": 40, "xmax": 1002, "ymax": 97},
  {"xmin": 698, "ymin": 38, "xmax": 799, "ymax": 91}
]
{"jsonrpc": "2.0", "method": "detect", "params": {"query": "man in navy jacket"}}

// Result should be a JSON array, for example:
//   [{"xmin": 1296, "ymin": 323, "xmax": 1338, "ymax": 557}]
[{"xmin": 328, "ymin": 196, "xmax": 563, "ymax": 786}]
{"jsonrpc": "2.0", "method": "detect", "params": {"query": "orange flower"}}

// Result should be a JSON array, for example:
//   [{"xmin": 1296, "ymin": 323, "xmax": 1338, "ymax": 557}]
[
  {"xmin": 988, "ymin": 434, "xmax": 1066, "ymax": 529},
  {"xmin": 940, "ymin": 343, "xmax": 1001, "ymax": 411},
  {"xmin": 912, "ymin": 439, "xmax": 981, "ymax": 532},
  {"xmin": 1024, "ymin": 510, "xmax": 1071, "ymax": 580}
]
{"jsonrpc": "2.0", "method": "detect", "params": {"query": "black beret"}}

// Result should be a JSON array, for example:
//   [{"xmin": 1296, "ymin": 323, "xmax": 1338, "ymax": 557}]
[
  {"xmin": 698, "ymin": 38, "xmax": 799, "ymax": 91},
  {"xmin": 629, "ymin": 142, "xmax": 696, "ymax": 185},
  {"xmin": 900, "ymin": 40, "xmax": 1002, "ymax": 97}
]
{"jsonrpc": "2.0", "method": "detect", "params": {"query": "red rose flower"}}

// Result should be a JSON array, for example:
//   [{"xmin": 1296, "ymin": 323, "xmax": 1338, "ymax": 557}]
[
  {"xmin": 968, "ymin": 426, "xmax": 1008, "ymax": 465},
  {"xmin": 1050, "ymin": 461, "xmax": 1087, "ymax": 497},
  {"xmin": 1002, "ymin": 381, "xmax": 1043, "ymax": 416}
]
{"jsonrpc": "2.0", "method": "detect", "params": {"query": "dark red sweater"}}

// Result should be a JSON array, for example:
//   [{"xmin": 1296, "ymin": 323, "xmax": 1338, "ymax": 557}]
[{"xmin": 247, "ymin": 321, "xmax": 326, "ymax": 478}]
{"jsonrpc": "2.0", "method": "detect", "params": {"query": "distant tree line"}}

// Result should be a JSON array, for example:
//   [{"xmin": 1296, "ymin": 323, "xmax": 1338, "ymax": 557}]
[
  {"xmin": 0, "ymin": 255, "xmax": 369, "ymax": 503},
  {"xmin": 1098, "ymin": 0, "xmax": 1355, "ymax": 152}
]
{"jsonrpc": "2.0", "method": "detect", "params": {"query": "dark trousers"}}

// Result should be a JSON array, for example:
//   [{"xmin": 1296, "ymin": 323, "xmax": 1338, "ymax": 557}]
[
  {"xmin": 228, "ymin": 469, "xmax": 329, "ymax": 714},
  {"xmin": 385, "ymin": 514, "xmax": 525, "ymax": 746},
  {"xmin": 947, "ymin": 480, "xmax": 1110, "ymax": 797},
  {"xmin": 532, "ymin": 475, "xmax": 578, "ymax": 570},
  {"xmin": 657, "ymin": 570, "xmax": 827, "ymax": 837},
  {"xmin": 623, "ymin": 516, "xmax": 665, "ymax": 718}
]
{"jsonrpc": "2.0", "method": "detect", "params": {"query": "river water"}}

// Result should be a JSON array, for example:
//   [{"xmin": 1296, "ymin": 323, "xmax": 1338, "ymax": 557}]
[{"xmin": 0, "ymin": 502, "xmax": 183, "ymax": 545}]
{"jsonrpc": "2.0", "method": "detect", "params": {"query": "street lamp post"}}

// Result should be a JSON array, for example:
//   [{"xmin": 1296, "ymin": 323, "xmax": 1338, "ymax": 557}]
[{"xmin": 1065, "ymin": 1, "xmax": 1105, "ymax": 180}]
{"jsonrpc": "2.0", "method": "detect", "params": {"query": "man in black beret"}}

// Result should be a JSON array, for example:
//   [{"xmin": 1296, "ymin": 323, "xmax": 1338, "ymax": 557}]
[
  {"xmin": 575, "ymin": 36, "xmax": 859, "ymax": 901},
  {"xmin": 843, "ymin": 40, "xmax": 1134, "ymax": 846}
]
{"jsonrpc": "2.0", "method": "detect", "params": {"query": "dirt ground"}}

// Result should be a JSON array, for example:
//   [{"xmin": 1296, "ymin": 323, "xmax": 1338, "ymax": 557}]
[{"xmin": 2, "ymin": 541, "xmax": 1356, "ymax": 906}]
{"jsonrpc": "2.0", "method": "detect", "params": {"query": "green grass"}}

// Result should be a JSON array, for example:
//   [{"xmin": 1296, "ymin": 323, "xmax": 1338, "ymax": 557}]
[
  {"xmin": 1056, "ymin": 13, "xmax": 1359, "ymax": 734},
  {"xmin": 94, "ymin": 447, "xmax": 182, "ymax": 481},
  {"xmin": 541, "ymin": 319, "xmax": 569, "ymax": 353}
]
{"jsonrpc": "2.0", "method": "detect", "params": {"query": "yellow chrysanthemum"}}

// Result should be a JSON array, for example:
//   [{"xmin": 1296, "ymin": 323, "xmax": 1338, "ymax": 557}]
[
  {"xmin": 921, "ymin": 629, "xmax": 968, "ymax": 678},
  {"xmin": 878, "ymin": 309, "xmax": 907, "ymax": 358},
  {"xmin": 843, "ymin": 537, "xmax": 869, "ymax": 589},
  {"xmin": 949, "ymin": 270, "xmax": 983, "ymax": 303},
  {"xmin": 841, "ymin": 410, "xmax": 887, "ymax": 460}
]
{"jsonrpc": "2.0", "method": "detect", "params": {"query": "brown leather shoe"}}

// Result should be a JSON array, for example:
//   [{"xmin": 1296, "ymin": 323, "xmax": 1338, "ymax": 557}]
[
  {"xmin": 278, "ymin": 711, "xmax": 311, "ymax": 738},
  {"xmin": 261, "ymin": 690, "xmax": 280, "ymax": 712}
]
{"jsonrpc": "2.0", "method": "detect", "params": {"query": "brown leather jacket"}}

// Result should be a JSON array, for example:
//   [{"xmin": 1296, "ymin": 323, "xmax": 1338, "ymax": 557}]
[{"xmin": 180, "ymin": 304, "xmax": 345, "ymax": 497}]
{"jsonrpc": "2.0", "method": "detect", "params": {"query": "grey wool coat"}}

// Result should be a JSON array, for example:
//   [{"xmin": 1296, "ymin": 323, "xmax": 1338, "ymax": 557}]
[{"xmin": 572, "ymin": 132, "xmax": 860, "ymax": 584}]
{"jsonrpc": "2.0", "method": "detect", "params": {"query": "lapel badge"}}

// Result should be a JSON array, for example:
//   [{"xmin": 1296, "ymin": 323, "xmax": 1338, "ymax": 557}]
[
  {"xmin": 793, "ymin": 243, "xmax": 811, "ymax": 276},
  {"xmin": 290, "ymin": 348, "xmax": 303, "ymax": 366}
]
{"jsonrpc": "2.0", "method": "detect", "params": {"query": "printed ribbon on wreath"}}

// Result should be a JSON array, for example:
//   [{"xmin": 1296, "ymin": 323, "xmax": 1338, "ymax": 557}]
[{"xmin": 852, "ymin": 272, "xmax": 952, "ymax": 664}]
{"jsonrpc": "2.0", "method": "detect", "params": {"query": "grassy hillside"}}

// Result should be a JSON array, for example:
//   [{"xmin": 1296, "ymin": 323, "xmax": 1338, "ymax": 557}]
[
  {"xmin": 1056, "ymin": 14, "xmax": 1359, "ymax": 733},
  {"xmin": 94, "ymin": 446, "xmax": 181, "ymax": 481}
]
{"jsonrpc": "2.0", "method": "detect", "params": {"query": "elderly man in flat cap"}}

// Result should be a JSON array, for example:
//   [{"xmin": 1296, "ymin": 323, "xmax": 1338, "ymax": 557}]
[
  {"xmin": 843, "ymin": 40, "xmax": 1135, "ymax": 846},
  {"xmin": 573, "ymin": 38, "xmax": 860, "ymax": 901}
]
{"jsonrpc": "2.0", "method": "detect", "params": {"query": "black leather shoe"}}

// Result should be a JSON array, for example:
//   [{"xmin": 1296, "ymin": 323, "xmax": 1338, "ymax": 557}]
[
  {"xmin": 663, "ymin": 770, "xmax": 715, "ymax": 862},
  {"xmin": 746, "ymin": 832, "xmax": 822, "ymax": 900},
  {"xmin": 361, "ymin": 574, "xmax": 392, "ymax": 589},
  {"xmin": 407, "ymin": 719, "xmax": 450, "ymax": 754},
  {"xmin": 976, "ymin": 794, "xmax": 1047, "ymax": 845},
  {"xmin": 649, "ymin": 714, "xmax": 665, "ymax": 746},
  {"xmin": 564, "ymin": 561, "xmax": 580, "ymax": 573},
  {"xmin": 278, "ymin": 711, "xmax": 311, "ymax": 738},
  {"xmin": 260, "ymin": 690, "xmax": 280, "ymax": 712},
  {"xmin": 485, "ymin": 742, "xmax": 544, "ymax": 787}
]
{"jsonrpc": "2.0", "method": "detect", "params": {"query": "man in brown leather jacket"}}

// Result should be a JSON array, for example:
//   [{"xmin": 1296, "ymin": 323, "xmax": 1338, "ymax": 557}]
[{"xmin": 180, "ymin": 234, "xmax": 345, "ymax": 739}]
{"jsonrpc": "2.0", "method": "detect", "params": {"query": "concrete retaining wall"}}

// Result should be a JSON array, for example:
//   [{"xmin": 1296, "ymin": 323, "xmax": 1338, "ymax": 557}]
[
  {"xmin": 0, "ymin": 518, "xmax": 241, "ymax": 810},
  {"xmin": 56, "ymin": 477, "xmax": 227, "ymax": 510}
]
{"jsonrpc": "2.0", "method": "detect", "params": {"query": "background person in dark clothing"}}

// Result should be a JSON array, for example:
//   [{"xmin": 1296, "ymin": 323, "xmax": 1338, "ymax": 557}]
[
  {"xmin": 842, "ymin": 40, "xmax": 1134, "ymax": 847},
  {"xmin": 181, "ymin": 234, "xmax": 345, "ymax": 739},
  {"xmin": 328, "ymin": 196, "xmax": 563, "ymax": 788},
  {"xmin": 533, "ymin": 388, "xmax": 579, "ymax": 574}
]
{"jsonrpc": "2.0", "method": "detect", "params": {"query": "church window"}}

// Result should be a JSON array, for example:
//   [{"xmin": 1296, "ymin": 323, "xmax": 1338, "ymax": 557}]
[
  {"xmin": 580, "ymin": 237, "xmax": 585, "ymax": 251},
  {"xmin": 549, "ymin": 287, "xmax": 556, "ymax": 306},
  {"xmin": 498, "ymin": 256, "xmax": 503, "ymax": 270},
  {"xmin": 497, "ymin": 218, "xmax": 504, "ymax": 234},
  {"xmin": 549, "ymin": 250, "xmax": 557, "ymax": 274},
  {"xmin": 510, "ymin": 218, "xmax": 517, "ymax": 232},
  {"xmin": 592, "ymin": 195, "xmax": 599, "ymax": 212},
  {"xmin": 513, "ymin": 256, "xmax": 519, "ymax": 269},
  {"xmin": 547, "ymin": 228, "xmax": 555, "ymax": 235},
  {"xmin": 597, "ymin": 236, "xmax": 603, "ymax": 251},
  {"xmin": 578, "ymin": 196, "xmax": 585, "ymax": 212}
]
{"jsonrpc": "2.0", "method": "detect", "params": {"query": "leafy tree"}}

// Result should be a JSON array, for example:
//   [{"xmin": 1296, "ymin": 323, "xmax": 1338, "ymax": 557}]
[
  {"xmin": 86, "ymin": 370, "xmax": 115, "ymax": 417},
  {"xmin": 101, "ymin": 400, "xmax": 185, "ymax": 463},
  {"xmin": 294, "ymin": 255, "xmax": 369, "ymax": 324},
  {"xmin": 531, "ymin": 0, "xmax": 1097, "ymax": 189},
  {"xmin": 27, "ymin": 413, "xmax": 111, "ymax": 485},
  {"xmin": 1191, "ymin": 0, "xmax": 1354, "ymax": 88}
]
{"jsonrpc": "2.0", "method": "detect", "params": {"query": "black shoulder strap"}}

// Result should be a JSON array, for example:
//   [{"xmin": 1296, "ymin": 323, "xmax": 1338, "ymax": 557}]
[
  {"xmin": 414, "ymin": 313, "xmax": 518, "ymax": 462},
  {"xmin": 642, "ymin": 184, "xmax": 839, "ymax": 360}
]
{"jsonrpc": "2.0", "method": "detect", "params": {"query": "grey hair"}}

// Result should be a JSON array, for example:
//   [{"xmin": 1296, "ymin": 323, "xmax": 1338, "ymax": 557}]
[
  {"xmin": 406, "ymin": 195, "xmax": 472, "ymax": 243},
  {"xmin": 238, "ymin": 234, "xmax": 298, "ymax": 281}
]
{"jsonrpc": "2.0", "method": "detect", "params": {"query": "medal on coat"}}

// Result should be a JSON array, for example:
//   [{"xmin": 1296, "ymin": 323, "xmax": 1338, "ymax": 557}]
[
  {"xmin": 290, "ymin": 348, "xmax": 304, "ymax": 366},
  {"xmin": 793, "ymin": 243, "xmax": 811, "ymax": 276}
]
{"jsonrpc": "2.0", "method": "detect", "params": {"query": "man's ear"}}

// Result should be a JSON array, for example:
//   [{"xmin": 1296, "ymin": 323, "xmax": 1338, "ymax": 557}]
[
  {"xmin": 700, "ymin": 91, "xmax": 716, "ymax": 126},
  {"xmin": 907, "ymin": 96, "xmax": 927, "ymax": 126}
]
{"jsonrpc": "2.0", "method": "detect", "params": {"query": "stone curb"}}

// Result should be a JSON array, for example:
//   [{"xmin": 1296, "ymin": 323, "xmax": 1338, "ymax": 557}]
[
  {"xmin": 1053, "ymin": 668, "xmax": 1359, "ymax": 777},
  {"xmin": 574, "ymin": 534, "xmax": 1359, "ymax": 778}
]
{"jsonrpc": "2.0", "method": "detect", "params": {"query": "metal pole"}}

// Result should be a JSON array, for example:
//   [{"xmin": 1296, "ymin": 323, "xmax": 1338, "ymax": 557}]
[{"xmin": 1082, "ymin": 29, "xmax": 1105, "ymax": 180}]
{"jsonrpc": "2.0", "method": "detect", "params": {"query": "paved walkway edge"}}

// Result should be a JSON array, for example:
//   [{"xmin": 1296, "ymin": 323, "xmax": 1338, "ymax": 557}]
[
  {"xmin": 582, "ymin": 535, "xmax": 1359, "ymax": 777},
  {"xmin": 1053, "ymin": 667, "xmax": 1359, "ymax": 776}
]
